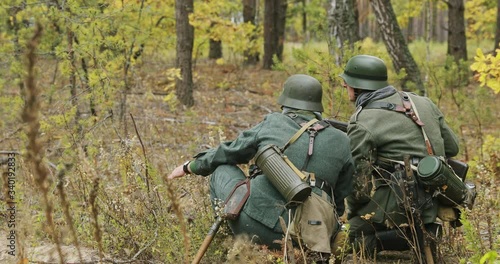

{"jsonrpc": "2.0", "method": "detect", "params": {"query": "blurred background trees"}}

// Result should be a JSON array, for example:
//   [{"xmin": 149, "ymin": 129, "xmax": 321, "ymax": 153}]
[{"xmin": 0, "ymin": 0, "xmax": 498, "ymax": 262}]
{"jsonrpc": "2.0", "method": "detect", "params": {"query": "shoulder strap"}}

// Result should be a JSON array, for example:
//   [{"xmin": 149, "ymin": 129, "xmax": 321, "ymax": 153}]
[
  {"xmin": 282, "ymin": 118, "xmax": 318, "ymax": 152},
  {"xmin": 362, "ymin": 92, "xmax": 434, "ymax": 155},
  {"xmin": 404, "ymin": 92, "xmax": 434, "ymax": 155},
  {"xmin": 400, "ymin": 92, "xmax": 425, "ymax": 127},
  {"xmin": 364, "ymin": 97, "xmax": 424, "ymax": 126},
  {"xmin": 364, "ymin": 101, "xmax": 406, "ymax": 113}
]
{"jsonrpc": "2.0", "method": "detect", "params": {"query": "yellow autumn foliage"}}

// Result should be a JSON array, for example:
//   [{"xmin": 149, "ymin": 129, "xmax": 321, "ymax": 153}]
[{"xmin": 470, "ymin": 47, "xmax": 500, "ymax": 94}]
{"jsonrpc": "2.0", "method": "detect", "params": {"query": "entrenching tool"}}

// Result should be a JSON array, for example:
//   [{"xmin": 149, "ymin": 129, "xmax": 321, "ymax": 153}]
[{"xmin": 191, "ymin": 178, "xmax": 250, "ymax": 264}]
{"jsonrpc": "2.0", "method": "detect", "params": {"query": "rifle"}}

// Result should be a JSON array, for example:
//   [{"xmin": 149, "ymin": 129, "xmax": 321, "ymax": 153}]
[
  {"xmin": 192, "ymin": 178, "xmax": 250, "ymax": 264},
  {"xmin": 323, "ymin": 119, "xmax": 469, "ymax": 180},
  {"xmin": 324, "ymin": 119, "xmax": 349, "ymax": 133}
]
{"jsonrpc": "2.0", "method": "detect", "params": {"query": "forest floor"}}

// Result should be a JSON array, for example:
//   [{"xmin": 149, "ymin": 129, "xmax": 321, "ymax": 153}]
[{"xmin": 1, "ymin": 59, "xmax": 498, "ymax": 263}]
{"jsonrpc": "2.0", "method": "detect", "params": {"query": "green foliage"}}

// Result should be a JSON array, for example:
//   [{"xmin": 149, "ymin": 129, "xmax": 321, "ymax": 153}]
[
  {"xmin": 273, "ymin": 42, "xmax": 352, "ymax": 119},
  {"xmin": 391, "ymin": 0, "xmax": 425, "ymax": 28},
  {"xmin": 480, "ymin": 251, "xmax": 498, "ymax": 264},
  {"xmin": 458, "ymin": 134, "xmax": 500, "ymax": 263},
  {"xmin": 287, "ymin": 0, "xmax": 328, "ymax": 42},
  {"xmin": 2, "ymin": 0, "xmax": 499, "ymax": 261},
  {"xmin": 190, "ymin": 0, "xmax": 262, "ymax": 63}
]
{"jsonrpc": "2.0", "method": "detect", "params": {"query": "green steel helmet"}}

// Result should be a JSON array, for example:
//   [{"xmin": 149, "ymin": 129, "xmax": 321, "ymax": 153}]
[
  {"xmin": 339, "ymin": 55, "xmax": 389, "ymax": 90},
  {"xmin": 277, "ymin": 74, "xmax": 324, "ymax": 112}
]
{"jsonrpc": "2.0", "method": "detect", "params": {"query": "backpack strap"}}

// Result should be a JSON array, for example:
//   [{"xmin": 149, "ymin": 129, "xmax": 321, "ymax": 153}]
[
  {"xmin": 285, "ymin": 114, "xmax": 331, "ymax": 190},
  {"xmin": 400, "ymin": 92, "xmax": 425, "ymax": 127},
  {"xmin": 403, "ymin": 92, "xmax": 434, "ymax": 155},
  {"xmin": 302, "ymin": 121, "xmax": 328, "ymax": 171},
  {"xmin": 363, "ymin": 92, "xmax": 433, "ymax": 155},
  {"xmin": 364, "ymin": 99, "xmax": 423, "ymax": 127}
]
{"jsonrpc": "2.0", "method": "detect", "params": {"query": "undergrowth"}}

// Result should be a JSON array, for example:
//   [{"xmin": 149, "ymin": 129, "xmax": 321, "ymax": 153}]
[{"xmin": 1, "ymin": 35, "xmax": 498, "ymax": 264}]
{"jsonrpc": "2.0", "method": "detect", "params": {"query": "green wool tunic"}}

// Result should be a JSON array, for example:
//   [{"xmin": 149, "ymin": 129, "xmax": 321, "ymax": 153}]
[
  {"xmin": 190, "ymin": 110, "xmax": 354, "ymax": 242},
  {"xmin": 346, "ymin": 87, "xmax": 460, "ymax": 226}
]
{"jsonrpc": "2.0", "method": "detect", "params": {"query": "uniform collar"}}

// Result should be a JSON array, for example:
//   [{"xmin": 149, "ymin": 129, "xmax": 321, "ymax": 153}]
[
  {"xmin": 282, "ymin": 107, "xmax": 322, "ymax": 120},
  {"xmin": 355, "ymin": 86, "xmax": 397, "ymax": 107}
]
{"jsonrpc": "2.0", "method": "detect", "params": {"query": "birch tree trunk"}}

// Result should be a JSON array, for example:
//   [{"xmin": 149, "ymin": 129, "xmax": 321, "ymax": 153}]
[
  {"xmin": 369, "ymin": 0, "xmax": 425, "ymax": 94},
  {"xmin": 328, "ymin": 0, "xmax": 360, "ymax": 65}
]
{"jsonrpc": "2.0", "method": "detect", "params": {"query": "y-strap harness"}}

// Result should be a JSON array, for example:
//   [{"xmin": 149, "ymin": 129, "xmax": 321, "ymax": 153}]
[
  {"xmin": 283, "ymin": 113, "xmax": 331, "ymax": 193},
  {"xmin": 365, "ymin": 93, "xmax": 443, "ymax": 263},
  {"xmin": 364, "ymin": 92, "xmax": 434, "ymax": 159},
  {"xmin": 364, "ymin": 92, "xmax": 444, "ymax": 209}
]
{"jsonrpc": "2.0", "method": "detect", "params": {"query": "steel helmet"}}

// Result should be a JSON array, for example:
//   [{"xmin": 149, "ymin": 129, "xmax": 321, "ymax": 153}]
[
  {"xmin": 277, "ymin": 74, "xmax": 324, "ymax": 112},
  {"xmin": 339, "ymin": 55, "xmax": 389, "ymax": 90}
]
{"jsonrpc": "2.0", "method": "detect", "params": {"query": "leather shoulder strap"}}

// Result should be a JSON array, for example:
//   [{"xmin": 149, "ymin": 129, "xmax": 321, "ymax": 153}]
[
  {"xmin": 364, "ymin": 101, "xmax": 406, "ymax": 113},
  {"xmin": 362, "ymin": 92, "xmax": 434, "ymax": 155}
]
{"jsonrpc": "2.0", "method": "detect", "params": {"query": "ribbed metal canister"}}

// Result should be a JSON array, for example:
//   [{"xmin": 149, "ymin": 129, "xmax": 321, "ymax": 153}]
[{"xmin": 255, "ymin": 145, "xmax": 311, "ymax": 202}]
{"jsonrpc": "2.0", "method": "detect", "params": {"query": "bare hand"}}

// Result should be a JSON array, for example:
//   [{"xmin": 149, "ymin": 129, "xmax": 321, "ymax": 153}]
[{"xmin": 167, "ymin": 164, "xmax": 186, "ymax": 180}]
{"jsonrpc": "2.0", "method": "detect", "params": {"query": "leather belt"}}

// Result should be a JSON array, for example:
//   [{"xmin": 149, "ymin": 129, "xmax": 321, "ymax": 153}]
[
  {"xmin": 377, "ymin": 156, "xmax": 422, "ymax": 170},
  {"xmin": 314, "ymin": 178, "xmax": 332, "ymax": 195}
]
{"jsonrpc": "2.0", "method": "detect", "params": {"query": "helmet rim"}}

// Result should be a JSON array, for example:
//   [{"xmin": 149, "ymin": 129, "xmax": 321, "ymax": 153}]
[
  {"xmin": 339, "ymin": 55, "xmax": 389, "ymax": 91},
  {"xmin": 277, "ymin": 74, "xmax": 324, "ymax": 112},
  {"xmin": 339, "ymin": 72, "xmax": 389, "ymax": 90}
]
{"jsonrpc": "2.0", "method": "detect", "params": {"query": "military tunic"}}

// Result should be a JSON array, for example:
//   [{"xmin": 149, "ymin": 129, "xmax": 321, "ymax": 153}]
[
  {"xmin": 346, "ymin": 86, "xmax": 459, "ymax": 254},
  {"xmin": 190, "ymin": 110, "xmax": 355, "ymax": 249}
]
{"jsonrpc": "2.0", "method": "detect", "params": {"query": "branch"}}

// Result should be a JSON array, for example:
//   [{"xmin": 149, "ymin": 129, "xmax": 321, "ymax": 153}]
[{"xmin": 130, "ymin": 113, "xmax": 150, "ymax": 194}]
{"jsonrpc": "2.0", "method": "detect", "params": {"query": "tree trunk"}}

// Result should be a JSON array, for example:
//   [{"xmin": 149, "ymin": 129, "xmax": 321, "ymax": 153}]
[
  {"xmin": 328, "ymin": 0, "xmax": 360, "ymax": 65},
  {"xmin": 243, "ymin": 0, "xmax": 259, "ymax": 65},
  {"xmin": 369, "ymin": 0, "xmax": 425, "ymax": 94},
  {"xmin": 276, "ymin": 0, "xmax": 287, "ymax": 61},
  {"xmin": 209, "ymin": 38, "xmax": 222, "ymax": 59},
  {"xmin": 263, "ymin": 0, "xmax": 275, "ymax": 69},
  {"xmin": 302, "ymin": 0, "xmax": 310, "ymax": 43},
  {"xmin": 175, "ymin": 0, "xmax": 195, "ymax": 107},
  {"xmin": 446, "ymin": 0, "xmax": 467, "ymax": 62},
  {"xmin": 263, "ymin": 0, "xmax": 287, "ymax": 69},
  {"xmin": 407, "ymin": 17, "xmax": 414, "ymax": 43},
  {"xmin": 494, "ymin": 0, "xmax": 500, "ymax": 55}
]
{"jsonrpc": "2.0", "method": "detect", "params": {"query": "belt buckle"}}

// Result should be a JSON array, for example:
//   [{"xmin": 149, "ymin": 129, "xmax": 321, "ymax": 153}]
[{"xmin": 309, "ymin": 173, "xmax": 316, "ymax": 187}]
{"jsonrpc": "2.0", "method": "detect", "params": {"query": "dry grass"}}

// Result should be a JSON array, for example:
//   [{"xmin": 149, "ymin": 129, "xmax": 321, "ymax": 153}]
[{"xmin": 0, "ymin": 41, "xmax": 499, "ymax": 263}]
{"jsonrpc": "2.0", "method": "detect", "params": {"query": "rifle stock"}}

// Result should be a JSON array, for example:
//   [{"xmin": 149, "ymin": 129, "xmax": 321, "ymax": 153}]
[
  {"xmin": 324, "ymin": 119, "xmax": 348, "ymax": 133},
  {"xmin": 192, "ymin": 178, "xmax": 250, "ymax": 264}
]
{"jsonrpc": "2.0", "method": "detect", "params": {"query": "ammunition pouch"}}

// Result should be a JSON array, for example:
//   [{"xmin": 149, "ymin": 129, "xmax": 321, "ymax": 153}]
[
  {"xmin": 378, "ymin": 163, "xmax": 433, "ymax": 212},
  {"xmin": 254, "ymin": 144, "xmax": 311, "ymax": 203}
]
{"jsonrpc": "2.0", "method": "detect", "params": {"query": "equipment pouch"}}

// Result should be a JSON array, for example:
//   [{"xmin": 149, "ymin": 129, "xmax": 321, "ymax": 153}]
[
  {"xmin": 288, "ymin": 191, "xmax": 337, "ymax": 253},
  {"xmin": 391, "ymin": 165, "xmax": 433, "ymax": 212}
]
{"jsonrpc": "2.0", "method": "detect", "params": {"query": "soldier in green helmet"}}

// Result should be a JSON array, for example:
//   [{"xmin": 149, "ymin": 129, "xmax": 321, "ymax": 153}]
[
  {"xmin": 168, "ymin": 74, "xmax": 354, "ymax": 263},
  {"xmin": 339, "ymin": 55, "xmax": 461, "ymax": 261}
]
